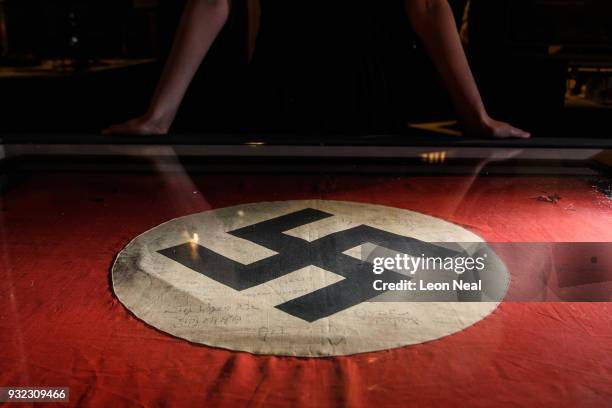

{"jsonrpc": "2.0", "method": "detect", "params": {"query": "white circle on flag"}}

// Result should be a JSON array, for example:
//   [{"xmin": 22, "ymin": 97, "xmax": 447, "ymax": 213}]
[{"xmin": 112, "ymin": 200, "xmax": 507, "ymax": 357}]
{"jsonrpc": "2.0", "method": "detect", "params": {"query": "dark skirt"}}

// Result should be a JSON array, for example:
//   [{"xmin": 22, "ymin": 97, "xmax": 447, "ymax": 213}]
[{"xmin": 238, "ymin": 0, "xmax": 416, "ymax": 134}]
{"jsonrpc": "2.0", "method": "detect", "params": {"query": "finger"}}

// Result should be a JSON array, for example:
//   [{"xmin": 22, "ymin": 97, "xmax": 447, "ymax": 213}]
[
  {"xmin": 510, "ymin": 127, "xmax": 531, "ymax": 139},
  {"xmin": 101, "ymin": 126, "xmax": 120, "ymax": 135},
  {"xmin": 102, "ymin": 124, "xmax": 131, "ymax": 135}
]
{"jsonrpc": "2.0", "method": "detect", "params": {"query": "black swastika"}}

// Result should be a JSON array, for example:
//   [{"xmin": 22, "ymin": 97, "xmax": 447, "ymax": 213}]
[{"xmin": 158, "ymin": 208, "xmax": 459, "ymax": 322}]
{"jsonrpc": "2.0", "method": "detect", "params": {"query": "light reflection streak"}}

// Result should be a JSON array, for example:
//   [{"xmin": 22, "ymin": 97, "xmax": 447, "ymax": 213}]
[{"xmin": 0, "ymin": 193, "xmax": 31, "ymax": 384}]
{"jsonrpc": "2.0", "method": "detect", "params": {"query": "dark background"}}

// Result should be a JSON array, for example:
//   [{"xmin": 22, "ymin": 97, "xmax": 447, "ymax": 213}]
[{"xmin": 0, "ymin": 0, "xmax": 611, "ymax": 136}]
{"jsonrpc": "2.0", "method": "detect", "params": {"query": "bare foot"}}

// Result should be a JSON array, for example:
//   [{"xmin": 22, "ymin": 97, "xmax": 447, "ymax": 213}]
[
  {"xmin": 471, "ymin": 117, "xmax": 531, "ymax": 139},
  {"xmin": 102, "ymin": 115, "xmax": 170, "ymax": 136}
]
